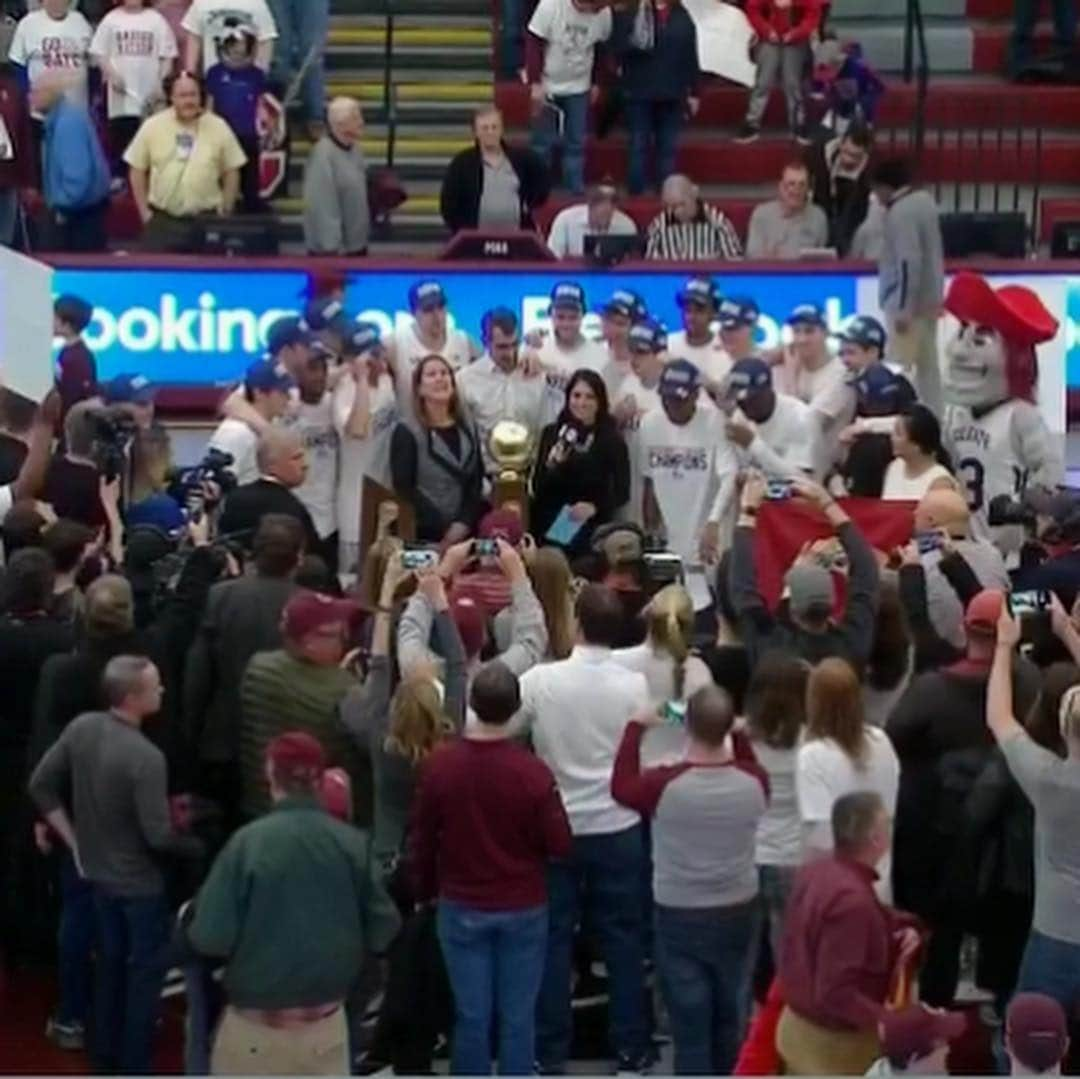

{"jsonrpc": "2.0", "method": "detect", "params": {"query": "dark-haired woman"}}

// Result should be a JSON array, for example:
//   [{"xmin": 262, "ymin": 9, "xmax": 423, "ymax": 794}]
[
  {"xmin": 531, "ymin": 369, "xmax": 629, "ymax": 558},
  {"xmin": 882, "ymin": 404, "xmax": 957, "ymax": 500},
  {"xmin": 390, "ymin": 355, "xmax": 484, "ymax": 546}
]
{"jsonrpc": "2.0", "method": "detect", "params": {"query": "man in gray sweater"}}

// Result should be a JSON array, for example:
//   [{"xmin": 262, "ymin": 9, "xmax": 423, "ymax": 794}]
[
  {"xmin": 302, "ymin": 96, "xmax": 370, "ymax": 255},
  {"xmin": 29, "ymin": 655, "xmax": 203, "ymax": 1075},
  {"xmin": 872, "ymin": 157, "xmax": 945, "ymax": 413}
]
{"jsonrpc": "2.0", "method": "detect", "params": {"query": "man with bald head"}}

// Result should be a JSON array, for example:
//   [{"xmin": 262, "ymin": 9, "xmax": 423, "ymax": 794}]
[
  {"xmin": 915, "ymin": 486, "xmax": 1009, "ymax": 651},
  {"xmin": 218, "ymin": 427, "xmax": 320, "ymax": 555},
  {"xmin": 302, "ymin": 95, "xmax": 369, "ymax": 255},
  {"xmin": 645, "ymin": 174, "xmax": 743, "ymax": 261}
]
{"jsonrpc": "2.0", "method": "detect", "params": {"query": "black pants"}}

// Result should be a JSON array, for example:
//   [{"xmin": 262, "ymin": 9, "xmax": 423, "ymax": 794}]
[
  {"xmin": 108, "ymin": 116, "xmax": 141, "ymax": 175},
  {"xmin": 238, "ymin": 135, "xmax": 265, "ymax": 214},
  {"xmin": 141, "ymin": 210, "xmax": 205, "ymax": 253},
  {"xmin": 42, "ymin": 201, "xmax": 109, "ymax": 252}
]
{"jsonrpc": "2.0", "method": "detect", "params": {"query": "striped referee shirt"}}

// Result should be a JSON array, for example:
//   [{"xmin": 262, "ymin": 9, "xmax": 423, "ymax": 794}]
[{"xmin": 645, "ymin": 201, "xmax": 744, "ymax": 261}]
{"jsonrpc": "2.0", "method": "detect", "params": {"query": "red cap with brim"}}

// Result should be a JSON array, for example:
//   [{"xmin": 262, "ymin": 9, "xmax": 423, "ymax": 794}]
[
  {"xmin": 266, "ymin": 731, "xmax": 326, "ymax": 781},
  {"xmin": 944, "ymin": 272, "xmax": 1059, "ymax": 347},
  {"xmin": 964, "ymin": 588, "xmax": 1005, "ymax": 634},
  {"xmin": 283, "ymin": 590, "xmax": 361, "ymax": 642}
]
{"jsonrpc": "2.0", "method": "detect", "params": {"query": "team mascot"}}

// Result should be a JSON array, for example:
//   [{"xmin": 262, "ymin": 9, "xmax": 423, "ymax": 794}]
[{"xmin": 942, "ymin": 272, "xmax": 1064, "ymax": 548}]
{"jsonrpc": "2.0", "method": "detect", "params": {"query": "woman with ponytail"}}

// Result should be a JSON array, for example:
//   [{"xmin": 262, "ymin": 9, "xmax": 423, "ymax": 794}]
[{"xmin": 612, "ymin": 583, "xmax": 713, "ymax": 764}]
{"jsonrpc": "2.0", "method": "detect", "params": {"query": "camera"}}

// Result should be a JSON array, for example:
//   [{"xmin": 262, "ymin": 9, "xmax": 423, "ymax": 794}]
[
  {"xmin": 401, "ymin": 546, "xmax": 438, "ymax": 571},
  {"xmin": 765, "ymin": 479, "xmax": 794, "ymax": 501},
  {"xmin": 169, "ymin": 448, "xmax": 237, "ymax": 520},
  {"xmin": 915, "ymin": 531, "xmax": 944, "ymax": 555},
  {"xmin": 90, "ymin": 406, "xmax": 138, "ymax": 482},
  {"xmin": 472, "ymin": 538, "xmax": 498, "ymax": 558},
  {"xmin": 988, "ymin": 494, "xmax": 1037, "ymax": 530}
]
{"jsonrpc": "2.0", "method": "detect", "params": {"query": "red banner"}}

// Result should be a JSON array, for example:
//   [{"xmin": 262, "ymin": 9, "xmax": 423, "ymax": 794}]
[{"xmin": 752, "ymin": 498, "xmax": 917, "ymax": 610}]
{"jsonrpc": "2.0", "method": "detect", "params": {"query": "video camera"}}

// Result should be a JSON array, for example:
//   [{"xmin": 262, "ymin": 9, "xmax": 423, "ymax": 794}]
[
  {"xmin": 89, "ymin": 406, "xmax": 138, "ymax": 482},
  {"xmin": 168, "ymin": 448, "xmax": 237, "ymax": 521}
]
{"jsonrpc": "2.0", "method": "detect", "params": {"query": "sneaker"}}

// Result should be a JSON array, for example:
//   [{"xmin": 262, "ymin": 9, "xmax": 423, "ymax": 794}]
[
  {"xmin": 614, "ymin": 1051, "xmax": 655, "ymax": 1075},
  {"xmin": 45, "ymin": 1016, "xmax": 85, "ymax": 1051},
  {"xmin": 734, "ymin": 122, "xmax": 760, "ymax": 144},
  {"xmin": 792, "ymin": 125, "xmax": 813, "ymax": 145}
]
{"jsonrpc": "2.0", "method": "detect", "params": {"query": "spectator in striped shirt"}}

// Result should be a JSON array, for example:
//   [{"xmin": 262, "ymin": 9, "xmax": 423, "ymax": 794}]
[{"xmin": 645, "ymin": 174, "xmax": 743, "ymax": 261}]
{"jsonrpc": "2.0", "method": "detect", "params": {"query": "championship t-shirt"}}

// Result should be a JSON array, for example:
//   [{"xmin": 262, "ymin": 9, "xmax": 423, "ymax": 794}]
[
  {"xmin": 9, "ymin": 9, "xmax": 92, "ymax": 116},
  {"xmin": 613, "ymin": 373, "xmax": 661, "ymax": 526},
  {"xmin": 181, "ymin": 0, "xmax": 278, "ymax": 72},
  {"xmin": 283, "ymin": 394, "xmax": 338, "ymax": 540},
  {"xmin": 528, "ymin": 0, "xmax": 612, "ymax": 96},
  {"xmin": 90, "ymin": 7, "xmax": 178, "ymax": 119}
]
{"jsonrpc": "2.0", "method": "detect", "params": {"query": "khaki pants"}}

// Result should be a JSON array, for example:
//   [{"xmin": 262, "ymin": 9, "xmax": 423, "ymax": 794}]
[
  {"xmin": 211, "ymin": 1006, "xmax": 348, "ymax": 1076},
  {"xmin": 889, "ymin": 313, "xmax": 942, "ymax": 415},
  {"xmin": 776, "ymin": 1006, "xmax": 881, "ymax": 1076}
]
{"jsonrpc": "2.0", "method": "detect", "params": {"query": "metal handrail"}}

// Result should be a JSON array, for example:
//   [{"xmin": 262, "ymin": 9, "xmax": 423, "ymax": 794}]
[
  {"xmin": 382, "ymin": 1, "xmax": 398, "ymax": 170},
  {"xmin": 902, "ymin": 0, "xmax": 930, "ymax": 158}
]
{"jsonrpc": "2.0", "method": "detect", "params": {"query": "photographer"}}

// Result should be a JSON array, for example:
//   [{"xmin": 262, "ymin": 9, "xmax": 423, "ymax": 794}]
[
  {"xmin": 1013, "ymin": 491, "xmax": 1080, "ymax": 611},
  {"xmin": 42, "ymin": 402, "xmax": 106, "ymax": 530}
]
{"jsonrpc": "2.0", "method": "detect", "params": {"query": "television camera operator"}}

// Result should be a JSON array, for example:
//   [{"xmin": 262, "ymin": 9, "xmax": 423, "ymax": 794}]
[{"xmin": 1008, "ymin": 488, "xmax": 1080, "ymax": 608}]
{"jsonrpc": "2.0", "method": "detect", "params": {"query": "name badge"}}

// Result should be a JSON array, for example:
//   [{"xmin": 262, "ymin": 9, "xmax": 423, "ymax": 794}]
[{"xmin": 176, "ymin": 132, "xmax": 195, "ymax": 161}]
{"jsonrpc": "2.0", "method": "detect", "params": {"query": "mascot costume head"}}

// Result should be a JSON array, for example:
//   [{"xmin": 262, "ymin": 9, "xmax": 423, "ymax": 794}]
[{"xmin": 944, "ymin": 272, "xmax": 1058, "ymax": 408}]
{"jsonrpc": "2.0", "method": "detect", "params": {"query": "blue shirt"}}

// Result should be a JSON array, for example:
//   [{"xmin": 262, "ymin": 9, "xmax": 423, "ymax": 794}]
[
  {"xmin": 43, "ymin": 99, "xmax": 111, "ymax": 212},
  {"xmin": 205, "ymin": 63, "xmax": 265, "ymax": 139}
]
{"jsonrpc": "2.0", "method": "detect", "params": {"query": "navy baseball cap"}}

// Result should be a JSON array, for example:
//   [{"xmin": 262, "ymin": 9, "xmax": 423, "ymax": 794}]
[
  {"xmin": 342, "ymin": 320, "xmax": 383, "ymax": 357},
  {"xmin": 601, "ymin": 288, "xmax": 645, "ymax": 320},
  {"xmin": 659, "ymin": 358, "xmax": 702, "ymax": 400},
  {"xmin": 54, "ymin": 294, "xmax": 94, "ymax": 332},
  {"xmin": 727, "ymin": 357, "xmax": 773, "ymax": 401},
  {"xmin": 127, "ymin": 492, "xmax": 186, "ymax": 538},
  {"xmin": 855, "ymin": 363, "xmax": 916, "ymax": 416},
  {"xmin": 838, "ymin": 315, "xmax": 887, "ymax": 352},
  {"xmin": 629, "ymin": 318, "xmax": 667, "ymax": 354},
  {"xmin": 245, "ymin": 359, "xmax": 295, "ymax": 395},
  {"xmin": 303, "ymin": 297, "xmax": 351, "ymax": 335},
  {"xmin": 676, "ymin": 276, "xmax": 719, "ymax": 310},
  {"xmin": 408, "ymin": 280, "xmax": 447, "ymax": 312},
  {"xmin": 718, "ymin": 295, "xmax": 760, "ymax": 329},
  {"xmin": 265, "ymin": 316, "xmax": 316, "ymax": 356},
  {"xmin": 550, "ymin": 281, "xmax": 586, "ymax": 313},
  {"xmin": 787, "ymin": 303, "xmax": 827, "ymax": 329},
  {"xmin": 104, "ymin": 373, "xmax": 155, "ymax": 405}
]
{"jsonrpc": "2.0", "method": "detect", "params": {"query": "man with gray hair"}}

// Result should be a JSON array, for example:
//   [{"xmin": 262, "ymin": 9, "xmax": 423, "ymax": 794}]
[
  {"xmin": 302, "ymin": 95, "xmax": 370, "ymax": 256},
  {"xmin": 645, "ymin": 173, "xmax": 742, "ymax": 261},
  {"xmin": 29, "ymin": 655, "xmax": 203, "ymax": 1074}
]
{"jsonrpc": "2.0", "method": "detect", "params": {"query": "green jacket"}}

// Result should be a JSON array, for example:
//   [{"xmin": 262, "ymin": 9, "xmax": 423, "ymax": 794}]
[
  {"xmin": 188, "ymin": 797, "xmax": 399, "ymax": 1009},
  {"xmin": 239, "ymin": 649, "xmax": 371, "ymax": 824}
]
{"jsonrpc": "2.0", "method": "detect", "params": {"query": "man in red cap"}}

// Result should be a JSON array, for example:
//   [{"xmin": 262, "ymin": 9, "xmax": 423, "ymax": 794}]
[
  {"xmin": 942, "ymin": 272, "xmax": 1064, "ymax": 551},
  {"xmin": 1006, "ymin": 994, "xmax": 1069, "ymax": 1076},
  {"xmin": 238, "ymin": 590, "xmax": 367, "ymax": 823},
  {"xmin": 188, "ymin": 731, "xmax": 399, "ymax": 1076},
  {"xmin": 865, "ymin": 1004, "xmax": 966, "ymax": 1075}
]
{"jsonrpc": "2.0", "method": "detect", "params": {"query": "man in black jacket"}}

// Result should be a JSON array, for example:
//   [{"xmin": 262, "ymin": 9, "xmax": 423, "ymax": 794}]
[
  {"xmin": 440, "ymin": 106, "xmax": 550, "ymax": 234},
  {"xmin": 806, "ymin": 125, "xmax": 873, "ymax": 257}
]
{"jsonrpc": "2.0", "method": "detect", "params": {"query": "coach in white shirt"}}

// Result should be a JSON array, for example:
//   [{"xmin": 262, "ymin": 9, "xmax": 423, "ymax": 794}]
[
  {"xmin": 456, "ymin": 306, "xmax": 547, "ymax": 476},
  {"xmin": 517, "ymin": 584, "xmax": 651, "ymax": 1075},
  {"xmin": 547, "ymin": 182, "xmax": 638, "ymax": 258}
]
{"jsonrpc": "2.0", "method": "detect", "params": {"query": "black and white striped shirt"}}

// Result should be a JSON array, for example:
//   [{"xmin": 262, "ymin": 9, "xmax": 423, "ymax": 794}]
[{"xmin": 645, "ymin": 202, "xmax": 744, "ymax": 261}]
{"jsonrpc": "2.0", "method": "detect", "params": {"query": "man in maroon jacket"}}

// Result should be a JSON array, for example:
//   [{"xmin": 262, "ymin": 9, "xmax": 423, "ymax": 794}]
[
  {"xmin": 0, "ymin": 67, "xmax": 36, "ymax": 247},
  {"xmin": 777, "ymin": 790, "xmax": 923, "ymax": 1075}
]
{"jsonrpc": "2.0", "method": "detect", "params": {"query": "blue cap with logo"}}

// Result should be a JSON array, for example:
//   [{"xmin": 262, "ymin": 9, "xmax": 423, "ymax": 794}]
[
  {"xmin": 629, "ymin": 318, "xmax": 667, "ymax": 354},
  {"xmin": 343, "ymin": 320, "xmax": 383, "ymax": 357},
  {"xmin": 786, "ymin": 303, "xmax": 827, "ymax": 329},
  {"xmin": 245, "ymin": 359, "xmax": 295, "ymax": 395},
  {"xmin": 126, "ymin": 492, "xmax": 186, "ymax": 537},
  {"xmin": 303, "ymin": 296, "xmax": 351, "ymax": 335},
  {"xmin": 601, "ymin": 288, "xmax": 645, "ymax": 320},
  {"xmin": 549, "ymin": 281, "xmax": 586, "ymax": 313},
  {"xmin": 265, "ymin": 316, "xmax": 316, "ymax": 356},
  {"xmin": 727, "ymin": 357, "xmax": 773, "ymax": 401},
  {"xmin": 408, "ymin": 280, "xmax": 447, "ymax": 312},
  {"xmin": 718, "ymin": 295, "xmax": 760, "ymax": 329},
  {"xmin": 855, "ymin": 363, "xmax": 916, "ymax": 416},
  {"xmin": 839, "ymin": 315, "xmax": 887, "ymax": 352},
  {"xmin": 104, "ymin": 373, "xmax": 155, "ymax": 405},
  {"xmin": 659, "ymin": 358, "xmax": 703, "ymax": 400},
  {"xmin": 676, "ymin": 276, "xmax": 719, "ymax": 310}
]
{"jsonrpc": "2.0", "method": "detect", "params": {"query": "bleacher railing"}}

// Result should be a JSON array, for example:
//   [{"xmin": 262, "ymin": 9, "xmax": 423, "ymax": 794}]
[
  {"xmin": 382, "ymin": 0, "xmax": 398, "ymax": 169},
  {"xmin": 901, "ymin": 0, "xmax": 930, "ymax": 156}
]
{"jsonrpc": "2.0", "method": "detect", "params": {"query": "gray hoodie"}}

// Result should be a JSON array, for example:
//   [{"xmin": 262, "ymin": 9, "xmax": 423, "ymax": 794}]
[{"xmin": 878, "ymin": 187, "xmax": 944, "ymax": 319}]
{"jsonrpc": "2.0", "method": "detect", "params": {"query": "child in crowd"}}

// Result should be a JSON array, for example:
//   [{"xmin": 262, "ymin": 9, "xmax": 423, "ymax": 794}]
[
  {"xmin": 205, "ymin": 25, "xmax": 266, "ymax": 212},
  {"xmin": 811, "ymin": 36, "xmax": 884, "ymax": 134},
  {"xmin": 53, "ymin": 294, "xmax": 98, "ymax": 420},
  {"xmin": 90, "ymin": 0, "xmax": 178, "ymax": 170}
]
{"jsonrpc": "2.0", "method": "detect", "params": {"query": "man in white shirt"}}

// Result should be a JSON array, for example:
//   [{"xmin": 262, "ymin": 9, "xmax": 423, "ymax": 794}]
[
  {"xmin": 517, "ymin": 583, "xmax": 651, "ymax": 1075},
  {"xmin": 725, "ymin": 357, "xmax": 816, "ymax": 479},
  {"xmin": 281, "ymin": 342, "xmax": 338, "ymax": 569},
  {"xmin": 456, "ymin": 306, "xmax": 547, "ymax": 477},
  {"xmin": 527, "ymin": 0, "xmax": 612, "ymax": 195},
  {"xmin": 641, "ymin": 359, "xmax": 737, "ymax": 605},
  {"xmin": 667, "ymin": 275, "xmax": 732, "ymax": 387},
  {"xmin": 547, "ymin": 181, "xmax": 638, "ymax": 258},
  {"xmin": 9, "ymin": 0, "xmax": 92, "ymax": 118},
  {"xmin": 387, "ymin": 279, "xmax": 478, "ymax": 419},
  {"xmin": 598, "ymin": 287, "xmax": 644, "ymax": 401},
  {"xmin": 717, "ymin": 295, "xmax": 762, "ymax": 368},
  {"xmin": 209, "ymin": 359, "xmax": 294, "ymax": 486},
  {"xmin": 181, "ymin": 0, "xmax": 277, "ymax": 73}
]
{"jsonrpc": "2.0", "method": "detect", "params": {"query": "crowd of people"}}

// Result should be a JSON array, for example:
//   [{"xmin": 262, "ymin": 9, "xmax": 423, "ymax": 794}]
[{"xmin": 0, "ymin": 254, "xmax": 1074, "ymax": 1079}]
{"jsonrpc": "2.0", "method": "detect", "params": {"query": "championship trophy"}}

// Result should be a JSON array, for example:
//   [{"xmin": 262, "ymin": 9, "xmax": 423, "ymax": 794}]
[{"xmin": 489, "ymin": 420, "xmax": 533, "ymax": 527}]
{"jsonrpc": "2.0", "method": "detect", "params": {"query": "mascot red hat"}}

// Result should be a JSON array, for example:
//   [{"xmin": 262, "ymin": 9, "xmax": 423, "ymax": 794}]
[{"xmin": 944, "ymin": 273, "xmax": 1058, "ymax": 404}]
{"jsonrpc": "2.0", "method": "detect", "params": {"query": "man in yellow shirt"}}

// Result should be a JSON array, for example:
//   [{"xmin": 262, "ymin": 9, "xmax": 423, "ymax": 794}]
[{"xmin": 124, "ymin": 70, "xmax": 247, "ymax": 252}]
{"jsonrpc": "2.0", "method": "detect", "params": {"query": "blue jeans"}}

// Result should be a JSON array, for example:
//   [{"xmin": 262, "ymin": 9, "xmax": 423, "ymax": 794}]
[
  {"xmin": 530, "ymin": 91, "xmax": 588, "ymax": 195},
  {"xmin": 500, "ymin": 0, "xmax": 525, "ymax": 77},
  {"xmin": 624, "ymin": 98, "xmax": 683, "ymax": 195},
  {"xmin": 92, "ymin": 888, "xmax": 169, "ymax": 1075},
  {"xmin": 437, "ymin": 900, "xmax": 548, "ymax": 1075},
  {"xmin": 57, "ymin": 852, "xmax": 95, "ymax": 1028},
  {"xmin": 654, "ymin": 899, "xmax": 762, "ymax": 1075},
  {"xmin": 183, "ymin": 956, "xmax": 222, "ymax": 1075},
  {"xmin": 758, "ymin": 864, "xmax": 797, "ymax": 964},
  {"xmin": 0, "ymin": 187, "xmax": 17, "ymax": 248},
  {"xmin": 267, "ymin": 0, "xmax": 329, "ymax": 124},
  {"xmin": 537, "ymin": 825, "xmax": 647, "ymax": 1072},
  {"xmin": 1017, "ymin": 929, "xmax": 1080, "ymax": 1017}
]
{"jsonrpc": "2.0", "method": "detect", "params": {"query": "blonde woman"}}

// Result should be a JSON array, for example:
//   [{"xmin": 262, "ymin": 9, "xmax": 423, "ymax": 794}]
[
  {"xmin": 612, "ymin": 584, "xmax": 712, "ymax": 765},
  {"xmin": 527, "ymin": 546, "xmax": 577, "ymax": 661},
  {"xmin": 797, "ymin": 657, "xmax": 899, "ymax": 899}
]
